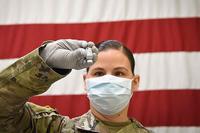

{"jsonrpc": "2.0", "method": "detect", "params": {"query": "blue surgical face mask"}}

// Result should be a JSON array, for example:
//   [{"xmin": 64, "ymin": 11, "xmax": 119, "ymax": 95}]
[{"xmin": 86, "ymin": 75, "xmax": 133, "ymax": 115}]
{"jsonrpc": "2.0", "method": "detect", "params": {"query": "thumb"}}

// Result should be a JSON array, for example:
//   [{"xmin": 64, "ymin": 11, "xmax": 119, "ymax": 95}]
[{"xmin": 70, "ymin": 48, "xmax": 87, "ymax": 60}]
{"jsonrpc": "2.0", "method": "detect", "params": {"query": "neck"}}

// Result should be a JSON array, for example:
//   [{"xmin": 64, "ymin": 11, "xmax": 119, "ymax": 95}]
[{"xmin": 90, "ymin": 106, "xmax": 129, "ymax": 123}]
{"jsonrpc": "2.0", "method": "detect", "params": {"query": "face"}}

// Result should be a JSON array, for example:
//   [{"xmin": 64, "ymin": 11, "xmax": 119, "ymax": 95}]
[{"xmin": 84, "ymin": 49, "xmax": 140, "ymax": 91}]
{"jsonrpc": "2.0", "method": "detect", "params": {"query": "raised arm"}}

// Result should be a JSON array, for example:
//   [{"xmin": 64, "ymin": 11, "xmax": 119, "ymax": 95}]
[
  {"xmin": 0, "ymin": 39, "xmax": 98, "ymax": 132},
  {"xmin": 0, "ymin": 48, "xmax": 66, "ymax": 132}
]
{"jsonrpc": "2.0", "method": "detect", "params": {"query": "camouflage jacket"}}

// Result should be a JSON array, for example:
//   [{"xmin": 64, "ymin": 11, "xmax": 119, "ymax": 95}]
[
  {"xmin": 0, "ymin": 47, "xmax": 152, "ymax": 133},
  {"xmin": 73, "ymin": 111, "xmax": 152, "ymax": 133},
  {"xmin": 0, "ymin": 48, "xmax": 74, "ymax": 133}
]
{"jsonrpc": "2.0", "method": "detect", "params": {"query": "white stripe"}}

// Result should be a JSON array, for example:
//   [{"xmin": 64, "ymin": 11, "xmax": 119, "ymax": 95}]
[
  {"xmin": 148, "ymin": 126, "xmax": 200, "ymax": 133},
  {"xmin": 0, "ymin": 0, "xmax": 199, "ymax": 25},
  {"xmin": 0, "ymin": 58, "xmax": 18, "ymax": 71},
  {"xmin": 135, "ymin": 52, "xmax": 200, "ymax": 90},
  {"xmin": 0, "ymin": 52, "xmax": 199, "ymax": 95}
]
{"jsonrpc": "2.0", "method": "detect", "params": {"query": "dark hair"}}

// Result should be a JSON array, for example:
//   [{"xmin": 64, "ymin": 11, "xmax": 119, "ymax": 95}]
[{"xmin": 87, "ymin": 40, "xmax": 135, "ymax": 74}]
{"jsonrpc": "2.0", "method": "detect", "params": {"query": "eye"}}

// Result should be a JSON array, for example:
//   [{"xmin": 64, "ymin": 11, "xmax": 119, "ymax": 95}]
[
  {"xmin": 93, "ymin": 71, "xmax": 105, "ymax": 77},
  {"xmin": 114, "ymin": 71, "xmax": 125, "ymax": 77}
]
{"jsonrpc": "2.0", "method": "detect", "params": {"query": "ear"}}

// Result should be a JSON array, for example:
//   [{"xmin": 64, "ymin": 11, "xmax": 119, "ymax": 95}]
[{"xmin": 131, "ymin": 75, "xmax": 140, "ymax": 92}]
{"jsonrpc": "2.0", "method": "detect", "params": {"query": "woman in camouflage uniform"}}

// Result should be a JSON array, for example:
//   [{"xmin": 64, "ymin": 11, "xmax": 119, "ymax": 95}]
[
  {"xmin": 0, "ymin": 39, "xmax": 152, "ymax": 133},
  {"xmin": 73, "ymin": 40, "xmax": 151, "ymax": 133}
]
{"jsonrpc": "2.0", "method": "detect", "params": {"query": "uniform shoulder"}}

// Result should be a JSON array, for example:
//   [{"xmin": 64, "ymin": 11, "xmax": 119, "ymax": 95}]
[
  {"xmin": 131, "ymin": 118, "xmax": 154, "ymax": 133},
  {"xmin": 25, "ymin": 102, "xmax": 75, "ymax": 132},
  {"xmin": 26, "ymin": 102, "xmax": 57, "ymax": 115},
  {"xmin": 72, "ymin": 111, "xmax": 98, "ymax": 132}
]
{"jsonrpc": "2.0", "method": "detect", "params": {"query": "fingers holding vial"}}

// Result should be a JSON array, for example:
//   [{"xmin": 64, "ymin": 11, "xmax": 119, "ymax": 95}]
[
  {"xmin": 86, "ymin": 42, "xmax": 98, "ymax": 65},
  {"xmin": 86, "ymin": 47, "xmax": 93, "ymax": 63}
]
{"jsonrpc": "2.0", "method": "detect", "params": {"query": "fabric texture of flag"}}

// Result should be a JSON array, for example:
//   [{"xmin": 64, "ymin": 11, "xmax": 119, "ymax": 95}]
[{"xmin": 0, "ymin": 0, "xmax": 200, "ymax": 132}]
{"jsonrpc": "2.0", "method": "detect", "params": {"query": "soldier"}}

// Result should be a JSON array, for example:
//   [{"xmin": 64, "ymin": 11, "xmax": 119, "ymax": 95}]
[
  {"xmin": 73, "ymin": 40, "xmax": 152, "ymax": 133},
  {"xmin": 0, "ymin": 39, "xmax": 152, "ymax": 133}
]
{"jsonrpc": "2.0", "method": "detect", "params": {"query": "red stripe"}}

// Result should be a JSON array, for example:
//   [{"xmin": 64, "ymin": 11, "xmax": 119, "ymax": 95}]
[
  {"xmin": 0, "ymin": 17, "xmax": 200, "ymax": 58},
  {"xmin": 29, "ymin": 89, "xmax": 200, "ymax": 126}
]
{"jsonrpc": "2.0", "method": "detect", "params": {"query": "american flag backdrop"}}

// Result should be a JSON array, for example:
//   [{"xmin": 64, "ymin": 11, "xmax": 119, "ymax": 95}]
[{"xmin": 0, "ymin": 0, "xmax": 200, "ymax": 132}]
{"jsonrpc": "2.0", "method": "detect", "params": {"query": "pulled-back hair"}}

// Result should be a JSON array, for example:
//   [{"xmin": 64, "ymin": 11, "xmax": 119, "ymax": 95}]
[{"xmin": 87, "ymin": 40, "xmax": 135, "ymax": 74}]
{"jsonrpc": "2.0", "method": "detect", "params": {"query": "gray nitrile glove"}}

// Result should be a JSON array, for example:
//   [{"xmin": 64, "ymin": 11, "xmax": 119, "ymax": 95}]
[{"xmin": 40, "ymin": 39, "xmax": 98, "ymax": 70}]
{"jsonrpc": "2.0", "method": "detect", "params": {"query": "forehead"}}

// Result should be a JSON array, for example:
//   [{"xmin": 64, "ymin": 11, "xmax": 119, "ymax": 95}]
[{"xmin": 89, "ymin": 49, "xmax": 132, "ymax": 71}]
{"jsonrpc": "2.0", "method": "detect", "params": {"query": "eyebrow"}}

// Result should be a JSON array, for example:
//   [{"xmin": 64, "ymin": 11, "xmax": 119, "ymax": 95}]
[
  {"xmin": 113, "ymin": 67, "xmax": 129, "ymax": 72},
  {"xmin": 89, "ymin": 67, "xmax": 129, "ymax": 72},
  {"xmin": 91, "ymin": 67, "xmax": 105, "ymax": 71}
]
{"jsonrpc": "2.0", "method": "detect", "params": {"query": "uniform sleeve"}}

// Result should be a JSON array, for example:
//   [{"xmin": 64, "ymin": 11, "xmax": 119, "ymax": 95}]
[
  {"xmin": 24, "ymin": 102, "xmax": 75, "ymax": 133},
  {"xmin": 0, "ymin": 47, "xmax": 68, "ymax": 132}
]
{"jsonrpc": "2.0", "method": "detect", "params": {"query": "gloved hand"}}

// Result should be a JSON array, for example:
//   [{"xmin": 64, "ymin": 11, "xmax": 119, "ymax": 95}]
[{"xmin": 40, "ymin": 39, "xmax": 98, "ymax": 70}]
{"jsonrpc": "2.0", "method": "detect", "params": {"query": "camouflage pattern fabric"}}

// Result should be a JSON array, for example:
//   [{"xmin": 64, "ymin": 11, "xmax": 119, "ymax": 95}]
[
  {"xmin": 73, "ymin": 111, "xmax": 153, "ymax": 133},
  {"xmin": 0, "ymin": 45, "xmax": 153, "ymax": 133},
  {"xmin": 0, "ymin": 48, "xmax": 74, "ymax": 133}
]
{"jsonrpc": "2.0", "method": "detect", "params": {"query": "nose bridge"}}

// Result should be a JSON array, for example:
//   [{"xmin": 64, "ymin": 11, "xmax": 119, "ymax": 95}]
[{"xmin": 106, "ymin": 70, "xmax": 112, "ymax": 75}]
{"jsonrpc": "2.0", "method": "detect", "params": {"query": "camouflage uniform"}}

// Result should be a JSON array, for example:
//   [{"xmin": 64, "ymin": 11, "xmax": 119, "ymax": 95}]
[
  {"xmin": 0, "ymin": 47, "xmax": 152, "ymax": 133},
  {"xmin": 0, "ymin": 48, "xmax": 74, "ymax": 133},
  {"xmin": 73, "ymin": 111, "xmax": 152, "ymax": 133}
]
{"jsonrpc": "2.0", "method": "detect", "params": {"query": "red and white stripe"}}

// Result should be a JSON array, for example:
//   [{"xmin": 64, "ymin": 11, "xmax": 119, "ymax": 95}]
[
  {"xmin": 0, "ymin": 0, "xmax": 200, "ymax": 132},
  {"xmin": 0, "ymin": 0, "xmax": 199, "ymax": 24}
]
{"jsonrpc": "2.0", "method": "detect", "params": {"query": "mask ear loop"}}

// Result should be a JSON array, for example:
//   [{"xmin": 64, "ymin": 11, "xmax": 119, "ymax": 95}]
[{"xmin": 130, "ymin": 78, "xmax": 135, "ymax": 96}]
